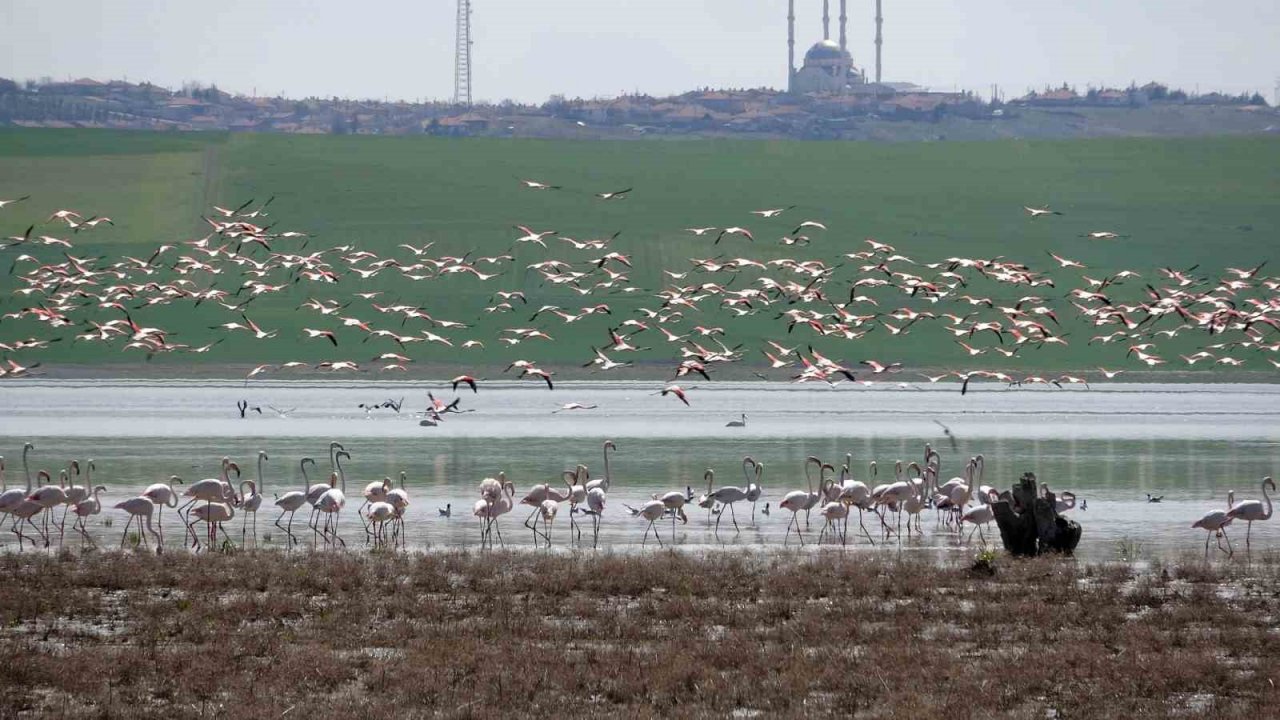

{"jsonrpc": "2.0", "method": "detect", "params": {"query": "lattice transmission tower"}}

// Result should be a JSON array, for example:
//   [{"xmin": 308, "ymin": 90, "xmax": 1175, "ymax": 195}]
[{"xmin": 453, "ymin": 0, "xmax": 473, "ymax": 106}]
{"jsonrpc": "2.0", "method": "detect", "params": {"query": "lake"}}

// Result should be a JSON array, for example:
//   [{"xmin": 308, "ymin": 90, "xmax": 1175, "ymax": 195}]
[{"xmin": 1, "ymin": 379, "xmax": 1277, "ymax": 560}]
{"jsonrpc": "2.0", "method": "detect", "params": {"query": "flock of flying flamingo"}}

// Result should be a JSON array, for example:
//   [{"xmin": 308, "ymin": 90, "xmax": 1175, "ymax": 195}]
[
  {"xmin": 0, "ymin": 439, "xmax": 1272, "ymax": 558},
  {"xmin": 0, "ymin": 188, "xmax": 1276, "ymax": 403}
]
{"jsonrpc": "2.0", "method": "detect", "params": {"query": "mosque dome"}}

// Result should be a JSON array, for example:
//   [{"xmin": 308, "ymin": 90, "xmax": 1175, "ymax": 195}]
[{"xmin": 804, "ymin": 39, "xmax": 848, "ymax": 64}]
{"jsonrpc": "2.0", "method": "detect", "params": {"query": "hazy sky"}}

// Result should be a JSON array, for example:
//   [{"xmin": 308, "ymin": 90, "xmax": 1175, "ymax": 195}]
[{"xmin": 3, "ymin": 1, "xmax": 1276, "ymax": 103}]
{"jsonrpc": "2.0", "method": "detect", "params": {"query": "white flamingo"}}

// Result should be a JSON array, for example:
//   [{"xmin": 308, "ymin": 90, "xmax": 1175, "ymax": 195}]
[
  {"xmin": 701, "ymin": 467, "xmax": 749, "ymax": 534},
  {"xmin": 1226, "ymin": 477, "xmax": 1274, "ymax": 550},
  {"xmin": 1193, "ymin": 491, "xmax": 1235, "ymax": 558},
  {"xmin": 141, "ymin": 475, "xmax": 182, "ymax": 543},
  {"xmin": 474, "ymin": 473, "xmax": 514, "ymax": 548},
  {"xmin": 638, "ymin": 499, "xmax": 675, "ymax": 546},
  {"xmin": 70, "ymin": 485, "xmax": 108, "ymax": 546},
  {"xmin": 10, "ymin": 467, "xmax": 52, "ymax": 549},
  {"xmin": 385, "ymin": 472, "xmax": 410, "ymax": 549},
  {"xmin": 585, "ymin": 485, "xmax": 607, "ymax": 547},
  {"xmin": 366, "ymin": 500, "xmax": 395, "ymax": 548},
  {"xmin": 959, "ymin": 489, "xmax": 998, "ymax": 546},
  {"xmin": 192, "ymin": 502, "xmax": 237, "ymax": 551},
  {"xmin": 28, "ymin": 467, "xmax": 69, "ymax": 547},
  {"xmin": 114, "ymin": 495, "xmax": 161, "ymax": 552},
  {"xmin": 312, "ymin": 469, "xmax": 347, "ymax": 548},
  {"xmin": 273, "ymin": 457, "xmax": 315, "ymax": 547},
  {"xmin": 780, "ymin": 458, "xmax": 826, "ymax": 546},
  {"xmin": 239, "ymin": 450, "xmax": 267, "ymax": 547},
  {"xmin": 744, "ymin": 458, "xmax": 763, "ymax": 523},
  {"xmin": 584, "ymin": 441, "xmax": 617, "ymax": 492},
  {"xmin": 179, "ymin": 457, "xmax": 239, "ymax": 546}
]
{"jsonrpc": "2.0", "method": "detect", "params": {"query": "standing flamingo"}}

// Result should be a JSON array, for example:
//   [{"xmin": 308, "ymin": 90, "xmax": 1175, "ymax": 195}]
[
  {"xmin": 385, "ymin": 472, "xmax": 410, "ymax": 548},
  {"xmin": 1193, "ymin": 491, "xmax": 1236, "ymax": 558},
  {"xmin": 239, "ymin": 451, "xmax": 267, "ymax": 547},
  {"xmin": 142, "ymin": 475, "xmax": 182, "ymax": 544},
  {"xmin": 114, "ymin": 495, "xmax": 161, "ymax": 552},
  {"xmin": 1226, "ymin": 477, "xmax": 1274, "ymax": 551},
  {"xmin": 585, "ymin": 485, "xmax": 607, "ymax": 547},
  {"xmin": 781, "ymin": 458, "xmax": 825, "ymax": 546},
  {"xmin": 474, "ymin": 473, "xmax": 514, "ymax": 548},
  {"xmin": 28, "ymin": 468, "xmax": 69, "ymax": 547},
  {"xmin": 191, "ymin": 501, "xmax": 237, "ymax": 551},
  {"xmin": 70, "ymin": 485, "xmax": 108, "ymax": 546},
  {"xmin": 701, "ymin": 468, "xmax": 749, "ymax": 535},
  {"xmin": 584, "ymin": 441, "xmax": 617, "ymax": 492},
  {"xmin": 312, "ymin": 468, "xmax": 347, "ymax": 548},
  {"xmin": 274, "ymin": 458, "xmax": 315, "ymax": 547},
  {"xmin": 10, "ymin": 470, "xmax": 52, "ymax": 549},
  {"xmin": 638, "ymin": 499, "xmax": 676, "ymax": 546}
]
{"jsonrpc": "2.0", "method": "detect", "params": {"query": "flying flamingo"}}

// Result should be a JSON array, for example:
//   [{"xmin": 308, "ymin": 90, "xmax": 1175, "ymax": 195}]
[{"xmin": 1226, "ymin": 477, "xmax": 1274, "ymax": 551}]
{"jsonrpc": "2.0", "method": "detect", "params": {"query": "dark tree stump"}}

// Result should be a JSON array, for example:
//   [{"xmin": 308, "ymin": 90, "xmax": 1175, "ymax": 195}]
[{"xmin": 991, "ymin": 472, "xmax": 1081, "ymax": 556}]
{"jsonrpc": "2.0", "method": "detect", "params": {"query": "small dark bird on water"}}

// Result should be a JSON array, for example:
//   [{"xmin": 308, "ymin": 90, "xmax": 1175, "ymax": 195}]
[
  {"xmin": 438, "ymin": 503, "xmax": 451, "ymax": 518},
  {"xmin": 1146, "ymin": 494, "xmax": 1163, "ymax": 503}
]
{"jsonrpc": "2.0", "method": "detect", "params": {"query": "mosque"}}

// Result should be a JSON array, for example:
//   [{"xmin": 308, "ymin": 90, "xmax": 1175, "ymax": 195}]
[{"xmin": 788, "ymin": 0, "xmax": 884, "ymax": 95}]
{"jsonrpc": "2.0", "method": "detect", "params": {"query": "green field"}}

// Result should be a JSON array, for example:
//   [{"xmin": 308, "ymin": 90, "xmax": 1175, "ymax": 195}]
[{"xmin": 1, "ymin": 128, "xmax": 1278, "ymax": 380}]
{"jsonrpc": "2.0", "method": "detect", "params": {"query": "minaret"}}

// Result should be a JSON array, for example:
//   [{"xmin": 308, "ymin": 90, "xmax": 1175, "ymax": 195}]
[
  {"xmin": 787, "ymin": 0, "xmax": 796, "ymax": 91},
  {"xmin": 875, "ymin": 0, "xmax": 883, "ymax": 83},
  {"xmin": 823, "ymin": 0, "xmax": 830, "ymax": 40},
  {"xmin": 839, "ymin": 0, "xmax": 848, "ymax": 53}
]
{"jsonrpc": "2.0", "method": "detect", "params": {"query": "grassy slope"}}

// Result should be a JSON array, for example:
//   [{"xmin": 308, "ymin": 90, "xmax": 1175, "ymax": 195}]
[{"xmin": 1, "ymin": 128, "xmax": 1278, "ymax": 377}]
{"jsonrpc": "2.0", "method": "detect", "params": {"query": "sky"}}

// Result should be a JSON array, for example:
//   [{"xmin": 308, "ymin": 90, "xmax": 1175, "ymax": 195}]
[{"xmin": 2, "ymin": 1, "xmax": 1277, "ymax": 103}]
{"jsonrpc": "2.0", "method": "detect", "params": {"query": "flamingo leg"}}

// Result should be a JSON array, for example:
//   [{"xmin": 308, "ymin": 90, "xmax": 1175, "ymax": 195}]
[
  {"xmin": 729, "ymin": 503, "xmax": 739, "ymax": 532},
  {"xmin": 858, "ymin": 509, "xmax": 875, "ymax": 546},
  {"xmin": 1221, "ymin": 527, "xmax": 1233, "ymax": 556}
]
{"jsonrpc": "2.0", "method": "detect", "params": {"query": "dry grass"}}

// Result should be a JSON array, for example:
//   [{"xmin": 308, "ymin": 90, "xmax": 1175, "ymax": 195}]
[{"xmin": 1, "ymin": 549, "xmax": 1278, "ymax": 718}]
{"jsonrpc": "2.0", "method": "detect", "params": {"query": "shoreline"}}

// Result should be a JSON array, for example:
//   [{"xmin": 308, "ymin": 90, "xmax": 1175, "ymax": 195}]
[{"xmin": 1, "ymin": 550, "xmax": 1276, "ymax": 716}]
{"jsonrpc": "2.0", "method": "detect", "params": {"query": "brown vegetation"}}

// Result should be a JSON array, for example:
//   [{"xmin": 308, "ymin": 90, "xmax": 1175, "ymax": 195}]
[{"xmin": 1, "ymin": 549, "xmax": 1277, "ymax": 718}]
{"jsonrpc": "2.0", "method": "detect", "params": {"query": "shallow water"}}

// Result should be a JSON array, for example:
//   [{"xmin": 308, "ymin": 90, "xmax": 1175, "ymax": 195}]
[{"xmin": 1, "ymin": 380, "xmax": 1277, "ymax": 560}]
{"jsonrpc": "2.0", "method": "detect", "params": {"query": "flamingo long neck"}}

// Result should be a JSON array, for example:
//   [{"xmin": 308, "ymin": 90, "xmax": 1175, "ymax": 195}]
[
  {"xmin": 23, "ymin": 445, "xmax": 32, "ymax": 492},
  {"xmin": 894, "ymin": 461, "xmax": 903, "ymax": 483},
  {"xmin": 258, "ymin": 454, "xmax": 266, "ymax": 492},
  {"xmin": 335, "ymin": 456, "xmax": 347, "ymax": 493},
  {"xmin": 93, "ymin": 486, "xmax": 104, "ymax": 513},
  {"xmin": 1262, "ymin": 479, "xmax": 1273, "ymax": 520},
  {"xmin": 742, "ymin": 458, "xmax": 755, "ymax": 486},
  {"xmin": 603, "ymin": 445, "xmax": 613, "ymax": 490},
  {"xmin": 166, "ymin": 481, "xmax": 179, "ymax": 508},
  {"xmin": 0, "ymin": 458, "xmax": 5, "ymax": 491},
  {"xmin": 85, "ymin": 462, "xmax": 93, "ymax": 487},
  {"xmin": 705, "ymin": 470, "xmax": 714, "ymax": 495},
  {"xmin": 300, "ymin": 460, "xmax": 312, "ymax": 493}
]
